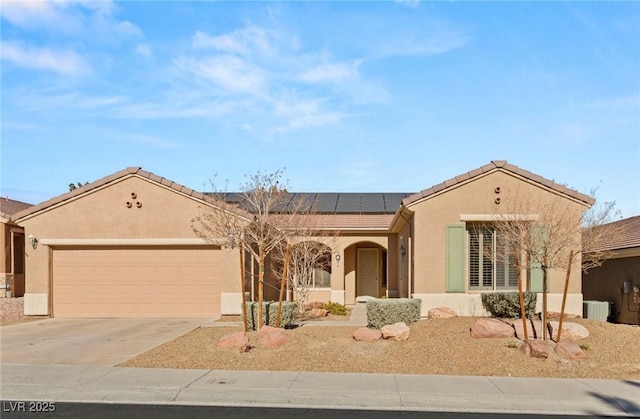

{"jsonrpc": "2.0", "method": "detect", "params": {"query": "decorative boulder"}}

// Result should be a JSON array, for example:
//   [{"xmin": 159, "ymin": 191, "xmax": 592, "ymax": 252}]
[
  {"xmin": 531, "ymin": 320, "xmax": 545, "ymax": 339},
  {"xmin": 428, "ymin": 307, "xmax": 457, "ymax": 319},
  {"xmin": 513, "ymin": 319, "xmax": 535, "ymax": 340},
  {"xmin": 217, "ymin": 331, "xmax": 249, "ymax": 349},
  {"xmin": 310, "ymin": 308, "xmax": 329, "ymax": 317},
  {"xmin": 470, "ymin": 318, "xmax": 515, "ymax": 338},
  {"xmin": 555, "ymin": 341, "xmax": 589, "ymax": 360},
  {"xmin": 548, "ymin": 321, "xmax": 589, "ymax": 341},
  {"xmin": 381, "ymin": 322, "xmax": 410, "ymax": 341},
  {"xmin": 307, "ymin": 302, "xmax": 325, "ymax": 309},
  {"xmin": 520, "ymin": 339, "xmax": 549, "ymax": 359},
  {"xmin": 257, "ymin": 326, "xmax": 290, "ymax": 348},
  {"xmin": 353, "ymin": 327, "xmax": 382, "ymax": 341}
]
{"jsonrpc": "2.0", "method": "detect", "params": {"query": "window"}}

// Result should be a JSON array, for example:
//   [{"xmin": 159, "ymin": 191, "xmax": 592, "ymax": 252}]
[
  {"xmin": 291, "ymin": 242, "xmax": 332, "ymax": 289},
  {"xmin": 468, "ymin": 226, "xmax": 518, "ymax": 290}
]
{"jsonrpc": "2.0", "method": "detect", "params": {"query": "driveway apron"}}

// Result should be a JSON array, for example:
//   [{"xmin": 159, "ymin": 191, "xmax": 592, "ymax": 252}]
[{"xmin": 0, "ymin": 318, "xmax": 206, "ymax": 366}]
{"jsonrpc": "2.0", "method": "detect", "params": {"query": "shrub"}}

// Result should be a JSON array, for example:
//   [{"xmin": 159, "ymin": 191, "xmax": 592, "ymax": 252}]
[
  {"xmin": 481, "ymin": 292, "xmax": 537, "ymax": 319},
  {"xmin": 245, "ymin": 301, "xmax": 297, "ymax": 330},
  {"xmin": 322, "ymin": 301, "xmax": 348, "ymax": 316},
  {"xmin": 366, "ymin": 298, "xmax": 421, "ymax": 329}
]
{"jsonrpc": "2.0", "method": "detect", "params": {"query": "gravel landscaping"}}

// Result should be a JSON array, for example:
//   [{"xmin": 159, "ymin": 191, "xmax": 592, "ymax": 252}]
[
  {"xmin": 0, "ymin": 297, "xmax": 48, "ymax": 326},
  {"xmin": 121, "ymin": 316, "xmax": 640, "ymax": 379},
  {"xmin": 4, "ymin": 296, "xmax": 637, "ymax": 379}
]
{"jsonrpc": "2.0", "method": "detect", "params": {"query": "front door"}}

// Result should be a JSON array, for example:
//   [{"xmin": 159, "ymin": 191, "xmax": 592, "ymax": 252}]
[{"xmin": 357, "ymin": 248, "xmax": 379, "ymax": 298}]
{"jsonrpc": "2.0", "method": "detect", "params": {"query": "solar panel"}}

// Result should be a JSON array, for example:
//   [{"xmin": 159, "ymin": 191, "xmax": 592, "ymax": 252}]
[
  {"xmin": 314, "ymin": 193, "xmax": 339, "ymax": 213},
  {"xmin": 360, "ymin": 194, "xmax": 387, "ymax": 213},
  {"xmin": 205, "ymin": 191, "xmax": 413, "ymax": 214},
  {"xmin": 335, "ymin": 194, "xmax": 361, "ymax": 213}
]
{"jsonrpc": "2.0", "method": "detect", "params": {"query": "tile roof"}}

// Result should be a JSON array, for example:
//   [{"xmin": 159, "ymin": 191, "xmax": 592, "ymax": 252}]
[
  {"xmin": 11, "ymin": 167, "xmax": 248, "ymax": 222},
  {"xmin": 401, "ymin": 160, "xmax": 595, "ymax": 207},
  {"xmin": 0, "ymin": 197, "xmax": 33, "ymax": 219},
  {"xmin": 588, "ymin": 215, "xmax": 640, "ymax": 251},
  {"xmin": 293, "ymin": 214, "xmax": 395, "ymax": 230}
]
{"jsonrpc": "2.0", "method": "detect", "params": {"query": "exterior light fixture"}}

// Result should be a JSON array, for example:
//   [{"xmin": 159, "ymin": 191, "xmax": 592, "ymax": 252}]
[
  {"xmin": 28, "ymin": 234, "xmax": 38, "ymax": 250},
  {"xmin": 400, "ymin": 244, "xmax": 406, "ymax": 256},
  {"xmin": 335, "ymin": 253, "xmax": 341, "ymax": 267}
]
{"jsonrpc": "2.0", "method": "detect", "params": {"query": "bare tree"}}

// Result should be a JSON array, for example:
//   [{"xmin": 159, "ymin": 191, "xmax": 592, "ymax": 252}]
[
  {"xmin": 192, "ymin": 169, "xmax": 301, "ymax": 330},
  {"xmin": 273, "ymin": 228, "xmax": 339, "ymax": 314},
  {"xmin": 492, "ymin": 188, "xmax": 623, "ymax": 341}
]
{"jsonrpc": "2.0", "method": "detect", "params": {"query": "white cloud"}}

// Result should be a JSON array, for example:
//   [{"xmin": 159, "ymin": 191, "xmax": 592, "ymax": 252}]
[
  {"xmin": 173, "ymin": 55, "xmax": 266, "ymax": 94},
  {"xmin": 272, "ymin": 97, "xmax": 349, "ymax": 132},
  {"xmin": 115, "ymin": 20, "xmax": 142, "ymax": 37},
  {"xmin": 0, "ymin": 0, "xmax": 80, "ymax": 30},
  {"xmin": 191, "ymin": 26, "xmax": 273, "ymax": 58},
  {"xmin": 0, "ymin": 0, "xmax": 143, "ymax": 40},
  {"xmin": 298, "ymin": 61, "xmax": 361, "ymax": 84},
  {"xmin": 1, "ymin": 41, "xmax": 91, "ymax": 76},
  {"xmin": 135, "ymin": 44, "xmax": 153, "ymax": 58}
]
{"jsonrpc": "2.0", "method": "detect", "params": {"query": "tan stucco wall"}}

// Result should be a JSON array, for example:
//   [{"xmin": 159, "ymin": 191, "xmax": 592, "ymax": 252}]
[
  {"xmin": 409, "ymin": 170, "xmax": 586, "ymax": 295},
  {"xmin": 582, "ymin": 255, "xmax": 640, "ymax": 324},
  {"xmin": 339, "ymin": 234, "xmax": 393, "ymax": 304},
  {"xmin": 19, "ymin": 175, "xmax": 240, "ymax": 314}
]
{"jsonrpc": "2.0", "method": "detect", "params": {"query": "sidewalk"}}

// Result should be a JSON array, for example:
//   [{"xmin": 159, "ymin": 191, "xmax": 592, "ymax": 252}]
[
  {"xmin": 1, "ymin": 306, "xmax": 638, "ymax": 416},
  {"xmin": 1, "ymin": 363, "xmax": 638, "ymax": 416}
]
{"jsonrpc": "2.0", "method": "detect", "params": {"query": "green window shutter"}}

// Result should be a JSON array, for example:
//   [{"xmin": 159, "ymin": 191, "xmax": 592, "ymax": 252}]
[
  {"xmin": 530, "ymin": 225, "xmax": 549, "ymax": 292},
  {"xmin": 446, "ymin": 224, "xmax": 465, "ymax": 293}
]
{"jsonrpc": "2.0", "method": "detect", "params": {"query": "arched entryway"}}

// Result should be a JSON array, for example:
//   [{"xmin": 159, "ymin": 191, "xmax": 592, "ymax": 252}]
[{"xmin": 344, "ymin": 242, "xmax": 387, "ymax": 303}]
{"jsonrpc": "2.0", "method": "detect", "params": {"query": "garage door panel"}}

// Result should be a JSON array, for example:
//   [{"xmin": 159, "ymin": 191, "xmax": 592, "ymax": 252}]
[{"xmin": 53, "ymin": 247, "xmax": 221, "ymax": 317}]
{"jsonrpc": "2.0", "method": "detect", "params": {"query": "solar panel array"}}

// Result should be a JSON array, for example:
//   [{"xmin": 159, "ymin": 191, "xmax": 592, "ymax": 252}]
[{"xmin": 208, "ymin": 192, "xmax": 412, "ymax": 214}]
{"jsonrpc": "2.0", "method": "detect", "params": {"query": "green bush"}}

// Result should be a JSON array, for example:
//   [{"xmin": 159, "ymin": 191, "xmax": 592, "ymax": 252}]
[
  {"xmin": 245, "ymin": 301, "xmax": 297, "ymax": 330},
  {"xmin": 480, "ymin": 292, "xmax": 537, "ymax": 319},
  {"xmin": 366, "ymin": 298, "xmax": 421, "ymax": 329},
  {"xmin": 322, "ymin": 301, "xmax": 348, "ymax": 316}
]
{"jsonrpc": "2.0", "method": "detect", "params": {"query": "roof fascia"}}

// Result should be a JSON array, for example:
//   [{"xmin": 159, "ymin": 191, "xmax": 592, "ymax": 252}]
[
  {"xmin": 404, "ymin": 168, "xmax": 594, "ymax": 210},
  {"xmin": 14, "ymin": 172, "xmax": 251, "ymax": 224}
]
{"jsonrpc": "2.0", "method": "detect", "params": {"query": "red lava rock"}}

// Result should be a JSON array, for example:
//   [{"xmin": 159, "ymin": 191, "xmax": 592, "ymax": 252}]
[
  {"xmin": 217, "ymin": 331, "xmax": 248, "ymax": 349},
  {"xmin": 470, "ymin": 318, "xmax": 515, "ymax": 338},
  {"xmin": 257, "ymin": 325, "xmax": 290, "ymax": 348},
  {"xmin": 353, "ymin": 327, "xmax": 382, "ymax": 341}
]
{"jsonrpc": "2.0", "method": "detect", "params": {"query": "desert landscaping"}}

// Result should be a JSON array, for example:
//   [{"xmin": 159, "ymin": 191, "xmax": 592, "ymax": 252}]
[
  {"xmin": 120, "ymin": 311, "xmax": 640, "ymax": 380},
  {"xmin": 2, "ymin": 297, "xmax": 638, "ymax": 379}
]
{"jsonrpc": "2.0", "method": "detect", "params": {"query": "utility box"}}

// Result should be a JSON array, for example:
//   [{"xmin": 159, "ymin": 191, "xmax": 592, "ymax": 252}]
[{"xmin": 583, "ymin": 300, "xmax": 610, "ymax": 322}]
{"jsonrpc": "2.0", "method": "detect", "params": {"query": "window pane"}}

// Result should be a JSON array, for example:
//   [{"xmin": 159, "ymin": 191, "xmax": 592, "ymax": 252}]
[
  {"xmin": 508, "ymin": 244, "xmax": 518, "ymax": 288},
  {"xmin": 469, "ymin": 229, "xmax": 480, "ymax": 287},
  {"xmin": 313, "ymin": 268, "xmax": 331, "ymax": 288},
  {"xmin": 482, "ymin": 229, "xmax": 493, "ymax": 287}
]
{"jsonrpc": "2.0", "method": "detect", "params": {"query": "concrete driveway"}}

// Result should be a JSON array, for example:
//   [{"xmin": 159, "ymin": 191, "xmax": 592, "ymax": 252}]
[{"xmin": 0, "ymin": 318, "xmax": 207, "ymax": 366}]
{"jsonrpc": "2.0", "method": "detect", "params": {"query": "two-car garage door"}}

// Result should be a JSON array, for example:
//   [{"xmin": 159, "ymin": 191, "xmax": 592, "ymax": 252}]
[{"xmin": 52, "ymin": 247, "xmax": 221, "ymax": 317}]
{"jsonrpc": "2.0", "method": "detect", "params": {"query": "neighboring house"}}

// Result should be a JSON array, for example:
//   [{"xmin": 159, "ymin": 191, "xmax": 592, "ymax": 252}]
[
  {"xmin": 0, "ymin": 197, "xmax": 32, "ymax": 298},
  {"xmin": 582, "ymin": 216, "xmax": 640, "ymax": 325},
  {"xmin": 13, "ymin": 161, "xmax": 594, "ymax": 318}
]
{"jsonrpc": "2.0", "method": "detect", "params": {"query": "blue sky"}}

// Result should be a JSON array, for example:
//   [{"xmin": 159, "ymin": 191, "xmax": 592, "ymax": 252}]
[{"xmin": 1, "ymin": 1, "xmax": 639, "ymax": 218}]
